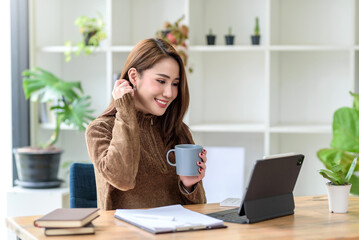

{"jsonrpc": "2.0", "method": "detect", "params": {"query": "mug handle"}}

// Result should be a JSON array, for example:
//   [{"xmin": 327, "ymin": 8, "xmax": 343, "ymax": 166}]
[{"xmin": 166, "ymin": 149, "xmax": 176, "ymax": 166}]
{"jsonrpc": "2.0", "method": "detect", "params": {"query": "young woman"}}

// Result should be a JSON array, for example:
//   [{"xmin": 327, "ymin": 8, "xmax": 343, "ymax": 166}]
[{"xmin": 85, "ymin": 38, "xmax": 207, "ymax": 210}]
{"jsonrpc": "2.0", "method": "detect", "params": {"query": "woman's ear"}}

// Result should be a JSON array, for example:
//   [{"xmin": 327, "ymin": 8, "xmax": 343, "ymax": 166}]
[{"xmin": 128, "ymin": 68, "xmax": 138, "ymax": 87}]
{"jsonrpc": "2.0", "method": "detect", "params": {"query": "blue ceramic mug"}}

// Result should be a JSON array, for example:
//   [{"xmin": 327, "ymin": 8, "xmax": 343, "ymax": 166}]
[{"xmin": 166, "ymin": 144, "xmax": 203, "ymax": 176}]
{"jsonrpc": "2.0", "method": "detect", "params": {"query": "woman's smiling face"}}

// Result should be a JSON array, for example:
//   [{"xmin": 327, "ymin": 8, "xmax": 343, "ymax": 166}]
[{"xmin": 132, "ymin": 57, "xmax": 180, "ymax": 116}]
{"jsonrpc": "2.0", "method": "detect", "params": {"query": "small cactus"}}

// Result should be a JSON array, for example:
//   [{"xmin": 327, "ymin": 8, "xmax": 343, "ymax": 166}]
[
  {"xmin": 254, "ymin": 17, "xmax": 260, "ymax": 36},
  {"xmin": 228, "ymin": 26, "xmax": 232, "ymax": 35}
]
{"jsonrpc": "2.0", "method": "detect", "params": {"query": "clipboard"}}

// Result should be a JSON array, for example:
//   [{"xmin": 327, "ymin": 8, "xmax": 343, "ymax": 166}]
[{"xmin": 114, "ymin": 204, "xmax": 227, "ymax": 234}]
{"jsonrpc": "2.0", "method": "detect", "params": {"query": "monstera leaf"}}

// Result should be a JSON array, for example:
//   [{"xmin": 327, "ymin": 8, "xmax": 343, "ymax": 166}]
[
  {"xmin": 54, "ymin": 96, "xmax": 94, "ymax": 131},
  {"xmin": 23, "ymin": 67, "xmax": 82, "ymax": 102},
  {"xmin": 22, "ymin": 67, "xmax": 94, "ymax": 148}
]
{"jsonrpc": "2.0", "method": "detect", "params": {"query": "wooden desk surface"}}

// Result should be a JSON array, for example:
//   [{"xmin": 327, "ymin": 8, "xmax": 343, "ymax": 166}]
[{"xmin": 6, "ymin": 195, "xmax": 359, "ymax": 240}]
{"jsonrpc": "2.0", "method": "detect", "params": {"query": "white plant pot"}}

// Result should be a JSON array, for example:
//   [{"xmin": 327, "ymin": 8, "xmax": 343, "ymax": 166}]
[{"xmin": 326, "ymin": 182, "xmax": 352, "ymax": 213}]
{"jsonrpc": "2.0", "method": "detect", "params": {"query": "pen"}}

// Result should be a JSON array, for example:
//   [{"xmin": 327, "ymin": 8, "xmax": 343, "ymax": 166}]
[{"xmin": 133, "ymin": 214, "xmax": 175, "ymax": 221}]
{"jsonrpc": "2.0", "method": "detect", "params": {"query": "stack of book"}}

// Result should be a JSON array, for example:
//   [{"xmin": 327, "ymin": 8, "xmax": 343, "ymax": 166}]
[{"xmin": 33, "ymin": 208, "xmax": 100, "ymax": 236}]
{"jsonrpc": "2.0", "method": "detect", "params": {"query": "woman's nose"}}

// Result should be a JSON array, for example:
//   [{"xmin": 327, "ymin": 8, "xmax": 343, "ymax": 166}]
[{"xmin": 163, "ymin": 84, "xmax": 172, "ymax": 98}]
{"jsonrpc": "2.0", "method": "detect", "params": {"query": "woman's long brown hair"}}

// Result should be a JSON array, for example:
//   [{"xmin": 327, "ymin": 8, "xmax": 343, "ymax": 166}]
[{"xmin": 99, "ymin": 38, "xmax": 191, "ymax": 149}]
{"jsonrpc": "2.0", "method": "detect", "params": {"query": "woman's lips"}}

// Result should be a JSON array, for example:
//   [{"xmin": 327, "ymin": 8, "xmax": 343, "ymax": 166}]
[{"xmin": 155, "ymin": 98, "xmax": 168, "ymax": 108}]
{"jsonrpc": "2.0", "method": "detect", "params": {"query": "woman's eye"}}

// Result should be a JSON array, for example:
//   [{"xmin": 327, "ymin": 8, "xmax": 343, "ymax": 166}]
[
  {"xmin": 172, "ymin": 82, "xmax": 179, "ymax": 87},
  {"xmin": 157, "ymin": 80, "xmax": 165, "ymax": 84}
]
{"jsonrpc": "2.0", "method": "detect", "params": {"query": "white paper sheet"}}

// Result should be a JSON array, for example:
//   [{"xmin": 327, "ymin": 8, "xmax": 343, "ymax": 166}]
[
  {"xmin": 202, "ymin": 146, "xmax": 245, "ymax": 203},
  {"xmin": 115, "ymin": 204, "xmax": 224, "ymax": 233}
]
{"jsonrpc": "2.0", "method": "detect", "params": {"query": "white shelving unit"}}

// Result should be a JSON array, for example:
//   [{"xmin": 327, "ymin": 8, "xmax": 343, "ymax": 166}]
[
  {"xmin": 29, "ymin": 0, "xmax": 358, "ymax": 196},
  {"xmin": 7, "ymin": 187, "xmax": 69, "ymax": 217}
]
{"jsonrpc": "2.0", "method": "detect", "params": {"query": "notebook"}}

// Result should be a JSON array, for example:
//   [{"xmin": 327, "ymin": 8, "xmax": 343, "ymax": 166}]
[
  {"xmin": 44, "ymin": 223, "xmax": 95, "ymax": 236},
  {"xmin": 207, "ymin": 153, "xmax": 305, "ymax": 224},
  {"xmin": 34, "ymin": 208, "xmax": 100, "ymax": 228},
  {"xmin": 115, "ymin": 204, "xmax": 226, "ymax": 234}
]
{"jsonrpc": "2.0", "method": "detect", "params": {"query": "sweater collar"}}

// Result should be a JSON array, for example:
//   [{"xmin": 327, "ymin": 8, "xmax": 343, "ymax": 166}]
[{"xmin": 136, "ymin": 110, "xmax": 157, "ymax": 128}]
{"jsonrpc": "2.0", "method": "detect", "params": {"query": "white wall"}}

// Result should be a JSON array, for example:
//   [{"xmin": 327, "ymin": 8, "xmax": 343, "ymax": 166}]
[{"xmin": 0, "ymin": 0, "xmax": 13, "ymax": 239}]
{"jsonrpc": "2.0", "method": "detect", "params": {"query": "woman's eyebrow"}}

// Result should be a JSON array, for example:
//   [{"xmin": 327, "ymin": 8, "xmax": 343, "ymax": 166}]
[{"xmin": 156, "ymin": 73, "xmax": 180, "ymax": 80}]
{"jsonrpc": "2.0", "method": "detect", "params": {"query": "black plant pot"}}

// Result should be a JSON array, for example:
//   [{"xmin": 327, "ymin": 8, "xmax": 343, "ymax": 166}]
[
  {"xmin": 162, "ymin": 30, "xmax": 170, "ymax": 37},
  {"xmin": 206, "ymin": 35, "xmax": 216, "ymax": 45},
  {"xmin": 251, "ymin": 35, "xmax": 261, "ymax": 45},
  {"xmin": 84, "ymin": 31, "xmax": 97, "ymax": 46},
  {"xmin": 13, "ymin": 147, "xmax": 63, "ymax": 188},
  {"xmin": 225, "ymin": 35, "xmax": 235, "ymax": 45}
]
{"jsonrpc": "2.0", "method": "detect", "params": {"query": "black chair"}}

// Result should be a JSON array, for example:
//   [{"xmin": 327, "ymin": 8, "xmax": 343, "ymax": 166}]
[{"xmin": 69, "ymin": 163, "xmax": 97, "ymax": 208}]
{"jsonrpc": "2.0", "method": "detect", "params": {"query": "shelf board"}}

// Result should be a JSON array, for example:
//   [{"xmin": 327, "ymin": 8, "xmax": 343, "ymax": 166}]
[
  {"xmin": 270, "ymin": 45, "xmax": 351, "ymax": 51},
  {"xmin": 189, "ymin": 45, "xmax": 266, "ymax": 52},
  {"xmin": 40, "ymin": 123, "xmax": 78, "ymax": 130},
  {"xmin": 8, "ymin": 186, "xmax": 69, "ymax": 193},
  {"xmin": 38, "ymin": 46, "xmax": 107, "ymax": 53},
  {"xmin": 189, "ymin": 123, "xmax": 266, "ymax": 133},
  {"xmin": 111, "ymin": 46, "xmax": 134, "ymax": 52},
  {"xmin": 190, "ymin": 123, "xmax": 331, "ymax": 133},
  {"xmin": 38, "ymin": 45, "xmax": 353, "ymax": 53},
  {"xmin": 269, "ymin": 124, "xmax": 331, "ymax": 133}
]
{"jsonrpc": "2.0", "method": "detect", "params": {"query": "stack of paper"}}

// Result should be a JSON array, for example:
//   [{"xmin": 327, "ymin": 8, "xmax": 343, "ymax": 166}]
[{"xmin": 115, "ymin": 204, "xmax": 226, "ymax": 234}]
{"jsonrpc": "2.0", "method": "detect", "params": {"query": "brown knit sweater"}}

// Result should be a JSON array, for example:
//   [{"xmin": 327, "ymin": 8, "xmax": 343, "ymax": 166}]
[{"xmin": 85, "ymin": 93, "xmax": 206, "ymax": 210}]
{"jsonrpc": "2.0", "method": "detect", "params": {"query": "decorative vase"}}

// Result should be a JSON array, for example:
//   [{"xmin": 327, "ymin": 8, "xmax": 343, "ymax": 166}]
[
  {"xmin": 251, "ymin": 35, "xmax": 260, "ymax": 45},
  {"xmin": 326, "ymin": 182, "xmax": 351, "ymax": 213},
  {"xmin": 206, "ymin": 35, "xmax": 216, "ymax": 45},
  {"xmin": 225, "ymin": 35, "xmax": 235, "ymax": 45}
]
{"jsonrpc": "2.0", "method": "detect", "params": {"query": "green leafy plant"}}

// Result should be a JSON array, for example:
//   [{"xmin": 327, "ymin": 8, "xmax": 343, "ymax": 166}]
[
  {"xmin": 22, "ymin": 67, "xmax": 95, "ymax": 148},
  {"xmin": 317, "ymin": 92, "xmax": 359, "ymax": 193},
  {"xmin": 254, "ymin": 17, "xmax": 260, "ymax": 36},
  {"xmin": 156, "ymin": 15, "xmax": 192, "ymax": 73},
  {"xmin": 65, "ymin": 13, "xmax": 107, "ymax": 62},
  {"xmin": 319, "ymin": 157, "xmax": 357, "ymax": 185}
]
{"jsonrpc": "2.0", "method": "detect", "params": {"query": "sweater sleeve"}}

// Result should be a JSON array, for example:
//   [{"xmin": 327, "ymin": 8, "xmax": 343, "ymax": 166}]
[
  {"xmin": 85, "ymin": 93, "xmax": 140, "ymax": 191},
  {"xmin": 179, "ymin": 180, "xmax": 207, "ymax": 204},
  {"xmin": 178, "ymin": 124, "xmax": 207, "ymax": 204}
]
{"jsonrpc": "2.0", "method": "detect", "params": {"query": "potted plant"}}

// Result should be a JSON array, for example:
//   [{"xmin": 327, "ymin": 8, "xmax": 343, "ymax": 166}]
[
  {"xmin": 225, "ymin": 26, "xmax": 235, "ymax": 45},
  {"xmin": 317, "ymin": 91, "xmax": 359, "ymax": 210},
  {"xmin": 156, "ymin": 15, "xmax": 192, "ymax": 73},
  {"xmin": 251, "ymin": 17, "xmax": 261, "ymax": 45},
  {"xmin": 206, "ymin": 28, "xmax": 216, "ymax": 45},
  {"xmin": 13, "ymin": 67, "xmax": 94, "ymax": 188},
  {"xmin": 65, "ymin": 13, "xmax": 107, "ymax": 62},
  {"xmin": 318, "ymin": 157, "xmax": 357, "ymax": 213}
]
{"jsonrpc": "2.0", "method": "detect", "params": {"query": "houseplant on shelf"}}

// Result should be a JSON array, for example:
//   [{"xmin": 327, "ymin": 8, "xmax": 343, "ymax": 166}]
[
  {"xmin": 155, "ymin": 15, "xmax": 192, "ymax": 73},
  {"xmin": 317, "ymin": 91, "xmax": 359, "ymax": 211},
  {"xmin": 206, "ymin": 28, "xmax": 216, "ymax": 45},
  {"xmin": 13, "ymin": 67, "xmax": 94, "ymax": 188},
  {"xmin": 224, "ymin": 26, "xmax": 235, "ymax": 45},
  {"xmin": 318, "ymin": 157, "xmax": 357, "ymax": 213},
  {"xmin": 65, "ymin": 13, "xmax": 107, "ymax": 62},
  {"xmin": 251, "ymin": 17, "xmax": 261, "ymax": 45}
]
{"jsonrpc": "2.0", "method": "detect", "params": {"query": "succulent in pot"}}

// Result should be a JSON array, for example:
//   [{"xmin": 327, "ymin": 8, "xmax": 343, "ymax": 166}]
[
  {"xmin": 251, "ymin": 17, "xmax": 261, "ymax": 45},
  {"xmin": 206, "ymin": 28, "xmax": 216, "ymax": 45},
  {"xmin": 225, "ymin": 26, "xmax": 235, "ymax": 45},
  {"xmin": 318, "ymin": 157, "xmax": 357, "ymax": 213}
]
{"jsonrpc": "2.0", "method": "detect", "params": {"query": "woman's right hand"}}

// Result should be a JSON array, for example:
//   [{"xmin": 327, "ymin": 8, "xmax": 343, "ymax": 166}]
[{"xmin": 112, "ymin": 79, "xmax": 134, "ymax": 100}]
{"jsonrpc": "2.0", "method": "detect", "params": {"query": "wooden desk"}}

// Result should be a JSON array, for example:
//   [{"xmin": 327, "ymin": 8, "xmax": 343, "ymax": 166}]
[{"xmin": 6, "ymin": 195, "xmax": 359, "ymax": 240}]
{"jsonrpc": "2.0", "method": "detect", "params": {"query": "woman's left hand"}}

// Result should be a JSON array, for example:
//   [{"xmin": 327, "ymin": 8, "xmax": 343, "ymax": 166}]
[{"xmin": 180, "ymin": 149, "xmax": 207, "ymax": 193}]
